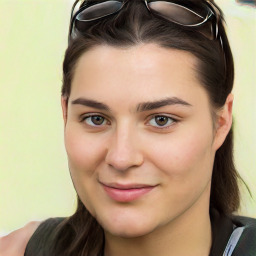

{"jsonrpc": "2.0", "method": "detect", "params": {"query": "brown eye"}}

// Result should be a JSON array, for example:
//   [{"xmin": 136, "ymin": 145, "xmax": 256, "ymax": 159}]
[
  {"xmin": 91, "ymin": 116, "xmax": 105, "ymax": 125},
  {"xmin": 155, "ymin": 116, "xmax": 169, "ymax": 126},
  {"xmin": 83, "ymin": 115, "xmax": 107, "ymax": 126},
  {"xmin": 148, "ymin": 115, "xmax": 176, "ymax": 128}
]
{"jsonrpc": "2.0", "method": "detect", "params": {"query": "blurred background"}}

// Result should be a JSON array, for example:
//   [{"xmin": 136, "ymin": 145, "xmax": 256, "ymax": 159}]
[{"xmin": 0, "ymin": 0, "xmax": 255, "ymax": 235}]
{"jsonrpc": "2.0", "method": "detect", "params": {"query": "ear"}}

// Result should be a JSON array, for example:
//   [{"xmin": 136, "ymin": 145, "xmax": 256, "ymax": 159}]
[
  {"xmin": 61, "ymin": 96, "xmax": 68, "ymax": 125},
  {"xmin": 213, "ymin": 93, "xmax": 234, "ymax": 151}
]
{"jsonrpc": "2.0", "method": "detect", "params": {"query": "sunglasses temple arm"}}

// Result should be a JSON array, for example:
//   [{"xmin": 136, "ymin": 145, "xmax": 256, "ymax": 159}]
[{"xmin": 69, "ymin": 0, "xmax": 82, "ymax": 40}]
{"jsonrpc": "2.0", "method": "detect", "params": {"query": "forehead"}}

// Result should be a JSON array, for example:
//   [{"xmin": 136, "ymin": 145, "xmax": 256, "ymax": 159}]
[
  {"xmin": 70, "ymin": 43, "xmax": 209, "ymax": 108},
  {"xmin": 73, "ymin": 43, "xmax": 199, "ymax": 82}
]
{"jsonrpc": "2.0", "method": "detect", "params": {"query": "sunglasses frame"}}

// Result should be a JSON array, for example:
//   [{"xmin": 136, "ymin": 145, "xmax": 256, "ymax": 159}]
[{"xmin": 69, "ymin": 0, "xmax": 222, "ymax": 41}]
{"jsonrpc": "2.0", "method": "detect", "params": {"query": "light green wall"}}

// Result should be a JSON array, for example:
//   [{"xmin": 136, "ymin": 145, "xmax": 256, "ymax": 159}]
[
  {"xmin": 0, "ymin": 0, "xmax": 255, "ymax": 235},
  {"xmin": 220, "ymin": 0, "xmax": 256, "ymax": 217}
]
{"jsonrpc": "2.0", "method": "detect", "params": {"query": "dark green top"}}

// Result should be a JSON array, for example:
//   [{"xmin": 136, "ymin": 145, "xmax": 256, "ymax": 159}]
[
  {"xmin": 24, "ymin": 217, "xmax": 64, "ymax": 256},
  {"xmin": 24, "ymin": 209, "xmax": 256, "ymax": 256}
]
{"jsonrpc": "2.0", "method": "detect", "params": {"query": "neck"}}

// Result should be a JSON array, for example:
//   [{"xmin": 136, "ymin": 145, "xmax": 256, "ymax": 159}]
[{"xmin": 104, "ymin": 192, "xmax": 212, "ymax": 256}]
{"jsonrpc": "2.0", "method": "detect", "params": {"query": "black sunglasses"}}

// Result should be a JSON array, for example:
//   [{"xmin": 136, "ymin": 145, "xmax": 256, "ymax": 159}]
[{"xmin": 69, "ymin": 0, "xmax": 222, "ymax": 43}]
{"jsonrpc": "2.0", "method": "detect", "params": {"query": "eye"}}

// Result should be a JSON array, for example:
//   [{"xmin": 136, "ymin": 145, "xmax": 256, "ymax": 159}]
[
  {"xmin": 148, "ymin": 115, "xmax": 176, "ymax": 128},
  {"xmin": 82, "ymin": 115, "xmax": 108, "ymax": 127}
]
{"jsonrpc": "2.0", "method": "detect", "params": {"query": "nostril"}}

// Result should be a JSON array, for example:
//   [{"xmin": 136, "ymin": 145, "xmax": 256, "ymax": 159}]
[{"xmin": 105, "ymin": 147, "xmax": 144, "ymax": 171}]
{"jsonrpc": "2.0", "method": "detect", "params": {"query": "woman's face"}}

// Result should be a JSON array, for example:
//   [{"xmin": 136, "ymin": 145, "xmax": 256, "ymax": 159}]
[{"xmin": 63, "ymin": 44, "xmax": 225, "ymax": 238}]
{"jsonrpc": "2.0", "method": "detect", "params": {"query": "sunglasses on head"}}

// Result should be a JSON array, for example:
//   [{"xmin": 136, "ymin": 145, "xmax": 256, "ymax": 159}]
[{"xmin": 69, "ymin": 0, "xmax": 222, "ymax": 43}]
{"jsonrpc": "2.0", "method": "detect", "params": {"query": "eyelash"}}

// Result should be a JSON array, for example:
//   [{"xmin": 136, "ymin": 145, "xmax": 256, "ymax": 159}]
[
  {"xmin": 80, "ymin": 114, "xmax": 110, "ymax": 127},
  {"xmin": 146, "ymin": 115, "xmax": 178, "ymax": 129},
  {"xmin": 80, "ymin": 114, "xmax": 178, "ymax": 129}
]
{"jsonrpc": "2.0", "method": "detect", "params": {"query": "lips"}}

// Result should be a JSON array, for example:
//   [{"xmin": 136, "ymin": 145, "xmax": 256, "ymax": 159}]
[{"xmin": 100, "ymin": 182, "xmax": 156, "ymax": 202}]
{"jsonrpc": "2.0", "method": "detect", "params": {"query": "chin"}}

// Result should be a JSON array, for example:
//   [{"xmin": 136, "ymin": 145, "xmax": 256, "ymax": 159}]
[
  {"xmin": 105, "ymin": 224, "xmax": 156, "ymax": 238},
  {"xmin": 98, "ymin": 213, "xmax": 158, "ymax": 238}
]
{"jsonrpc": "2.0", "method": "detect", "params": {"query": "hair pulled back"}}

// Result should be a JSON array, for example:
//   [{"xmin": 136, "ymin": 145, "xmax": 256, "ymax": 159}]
[{"xmin": 54, "ymin": 1, "xmax": 243, "ymax": 255}]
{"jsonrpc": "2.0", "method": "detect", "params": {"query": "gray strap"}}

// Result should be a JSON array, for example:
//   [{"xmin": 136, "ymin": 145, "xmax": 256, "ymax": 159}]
[{"xmin": 223, "ymin": 227, "xmax": 245, "ymax": 256}]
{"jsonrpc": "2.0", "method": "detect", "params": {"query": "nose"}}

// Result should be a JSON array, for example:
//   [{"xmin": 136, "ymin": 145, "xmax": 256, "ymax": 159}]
[{"xmin": 105, "ymin": 126, "xmax": 144, "ymax": 172}]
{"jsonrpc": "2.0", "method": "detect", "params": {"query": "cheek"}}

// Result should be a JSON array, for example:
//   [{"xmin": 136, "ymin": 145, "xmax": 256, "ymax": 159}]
[
  {"xmin": 146, "ymin": 124, "xmax": 215, "ymax": 177},
  {"xmin": 145, "ymin": 126, "xmax": 215, "ymax": 218},
  {"xmin": 64, "ymin": 125, "xmax": 107, "ymax": 215},
  {"xmin": 64, "ymin": 126, "xmax": 105, "ymax": 175}
]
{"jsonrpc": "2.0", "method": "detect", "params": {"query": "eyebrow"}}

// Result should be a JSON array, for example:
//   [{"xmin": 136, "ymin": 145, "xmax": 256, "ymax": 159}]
[
  {"xmin": 71, "ymin": 98, "xmax": 110, "ymax": 111},
  {"xmin": 71, "ymin": 97, "xmax": 192, "ymax": 112},
  {"xmin": 136, "ymin": 97, "xmax": 192, "ymax": 112}
]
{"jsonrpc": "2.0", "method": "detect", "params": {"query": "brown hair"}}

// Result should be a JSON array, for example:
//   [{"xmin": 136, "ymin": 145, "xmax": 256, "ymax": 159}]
[{"xmin": 53, "ymin": 0, "xmax": 246, "ymax": 255}]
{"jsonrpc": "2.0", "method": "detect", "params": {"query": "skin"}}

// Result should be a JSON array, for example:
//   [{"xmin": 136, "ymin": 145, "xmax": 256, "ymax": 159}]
[
  {"xmin": 0, "ymin": 221, "xmax": 41, "ymax": 256},
  {"xmin": 62, "ymin": 43, "xmax": 233, "ymax": 256}
]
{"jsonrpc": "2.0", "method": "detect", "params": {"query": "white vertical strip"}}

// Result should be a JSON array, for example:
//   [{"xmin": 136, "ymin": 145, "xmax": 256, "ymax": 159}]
[{"xmin": 223, "ymin": 227, "xmax": 245, "ymax": 256}]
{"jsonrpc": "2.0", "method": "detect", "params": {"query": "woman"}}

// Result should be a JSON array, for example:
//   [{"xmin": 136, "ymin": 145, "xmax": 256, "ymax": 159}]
[{"xmin": 0, "ymin": 0, "xmax": 255, "ymax": 255}]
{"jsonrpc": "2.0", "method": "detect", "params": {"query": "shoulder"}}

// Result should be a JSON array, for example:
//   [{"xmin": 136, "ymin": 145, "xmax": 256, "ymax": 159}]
[
  {"xmin": 230, "ymin": 215, "xmax": 256, "ymax": 256},
  {"xmin": 0, "ymin": 221, "xmax": 42, "ymax": 256},
  {"xmin": 232, "ymin": 214, "xmax": 256, "ymax": 228}
]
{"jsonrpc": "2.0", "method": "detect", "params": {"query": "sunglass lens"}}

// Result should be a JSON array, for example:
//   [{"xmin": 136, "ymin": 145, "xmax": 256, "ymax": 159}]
[
  {"xmin": 147, "ymin": 1, "xmax": 208, "ymax": 26},
  {"xmin": 77, "ymin": 1, "xmax": 123, "ymax": 21}
]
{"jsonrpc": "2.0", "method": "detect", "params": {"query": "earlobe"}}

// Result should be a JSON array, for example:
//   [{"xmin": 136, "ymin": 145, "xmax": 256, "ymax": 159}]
[
  {"xmin": 213, "ymin": 93, "xmax": 234, "ymax": 151},
  {"xmin": 61, "ymin": 96, "xmax": 68, "ymax": 125}
]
